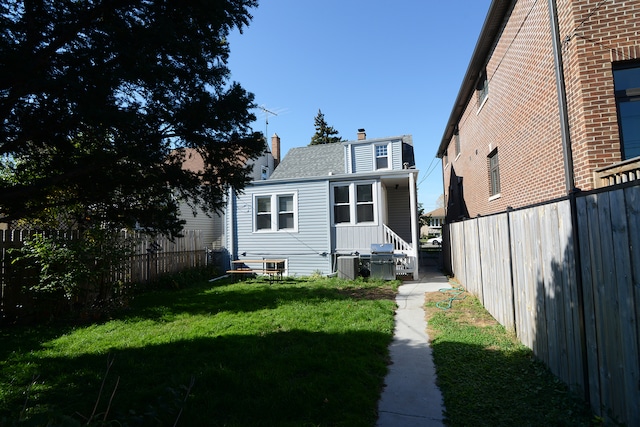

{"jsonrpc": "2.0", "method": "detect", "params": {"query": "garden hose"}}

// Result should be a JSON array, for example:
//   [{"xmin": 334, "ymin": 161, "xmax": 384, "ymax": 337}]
[{"xmin": 436, "ymin": 287, "xmax": 466, "ymax": 310}]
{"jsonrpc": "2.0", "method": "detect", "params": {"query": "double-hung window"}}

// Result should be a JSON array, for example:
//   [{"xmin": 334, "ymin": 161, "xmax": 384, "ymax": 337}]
[
  {"xmin": 255, "ymin": 196, "xmax": 272, "ymax": 230},
  {"xmin": 332, "ymin": 182, "xmax": 376, "ymax": 225},
  {"xmin": 375, "ymin": 144, "xmax": 389, "ymax": 170},
  {"xmin": 613, "ymin": 62, "xmax": 640, "ymax": 159},
  {"xmin": 488, "ymin": 148, "xmax": 500, "ymax": 197},
  {"xmin": 254, "ymin": 193, "xmax": 297, "ymax": 232},
  {"xmin": 333, "ymin": 185, "xmax": 351, "ymax": 223},
  {"xmin": 278, "ymin": 195, "xmax": 295, "ymax": 230},
  {"xmin": 356, "ymin": 184, "xmax": 374, "ymax": 222}
]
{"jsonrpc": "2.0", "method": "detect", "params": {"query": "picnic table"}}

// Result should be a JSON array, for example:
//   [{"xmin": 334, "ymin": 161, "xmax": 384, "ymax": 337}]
[{"xmin": 226, "ymin": 259, "xmax": 286, "ymax": 282}]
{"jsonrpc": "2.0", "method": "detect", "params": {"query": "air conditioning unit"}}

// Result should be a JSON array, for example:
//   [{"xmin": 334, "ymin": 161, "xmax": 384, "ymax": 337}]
[{"xmin": 337, "ymin": 256, "xmax": 359, "ymax": 280}]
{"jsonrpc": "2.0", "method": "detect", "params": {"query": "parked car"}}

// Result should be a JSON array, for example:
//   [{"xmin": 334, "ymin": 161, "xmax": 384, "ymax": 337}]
[{"xmin": 427, "ymin": 236, "xmax": 442, "ymax": 246}]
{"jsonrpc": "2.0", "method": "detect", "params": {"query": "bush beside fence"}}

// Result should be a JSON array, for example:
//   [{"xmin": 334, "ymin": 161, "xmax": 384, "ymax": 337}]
[{"xmin": 1, "ymin": 229, "xmax": 207, "ymax": 324}]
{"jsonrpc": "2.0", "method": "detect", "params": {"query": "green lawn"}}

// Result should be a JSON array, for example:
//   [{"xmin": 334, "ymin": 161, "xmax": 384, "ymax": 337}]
[
  {"xmin": 425, "ymin": 289, "xmax": 598, "ymax": 427},
  {"xmin": 1, "ymin": 276, "xmax": 397, "ymax": 426}
]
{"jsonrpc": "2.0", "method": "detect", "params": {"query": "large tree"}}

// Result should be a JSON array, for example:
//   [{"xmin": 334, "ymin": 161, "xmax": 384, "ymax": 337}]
[
  {"xmin": 0, "ymin": 0, "xmax": 264, "ymax": 237},
  {"xmin": 309, "ymin": 109, "xmax": 343, "ymax": 145}
]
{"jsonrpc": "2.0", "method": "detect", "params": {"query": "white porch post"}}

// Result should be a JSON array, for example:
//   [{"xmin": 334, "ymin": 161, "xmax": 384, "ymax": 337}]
[{"xmin": 409, "ymin": 171, "xmax": 419, "ymax": 280}]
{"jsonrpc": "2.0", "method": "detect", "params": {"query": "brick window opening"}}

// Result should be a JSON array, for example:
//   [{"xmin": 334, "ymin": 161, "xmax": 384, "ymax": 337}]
[
  {"xmin": 613, "ymin": 61, "xmax": 640, "ymax": 160},
  {"xmin": 488, "ymin": 148, "xmax": 500, "ymax": 197},
  {"xmin": 454, "ymin": 128, "xmax": 461, "ymax": 157},
  {"xmin": 477, "ymin": 69, "xmax": 489, "ymax": 109}
]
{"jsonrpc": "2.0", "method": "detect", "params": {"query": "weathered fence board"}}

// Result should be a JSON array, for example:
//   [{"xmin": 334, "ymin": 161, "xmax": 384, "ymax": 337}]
[
  {"xmin": 463, "ymin": 219, "xmax": 482, "ymax": 299},
  {"xmin": 447, "ymin": 181, "xmax": 640, "ymax": 426},
  {"xmin": 478, "ymin": 214, "xmax": 514, "ymax": 331}
]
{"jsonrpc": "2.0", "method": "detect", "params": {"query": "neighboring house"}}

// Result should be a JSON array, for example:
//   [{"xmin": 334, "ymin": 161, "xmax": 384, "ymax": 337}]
[
  {"xmin": 225, "ymin": 130, "xmax": 420, "ymax": 279},
  {"xmin": 437, "ymin": 0, "xmax": 640, "ymax": 222},
  {"xmin": 420, "ymin": 207, "xmax": 445, "ymax": 237},
  {"xmin": 178, "ymin": 137, "xmax": 278, "ymax": 251}
]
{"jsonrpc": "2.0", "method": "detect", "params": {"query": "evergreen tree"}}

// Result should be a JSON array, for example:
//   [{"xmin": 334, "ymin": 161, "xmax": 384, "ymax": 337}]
[
  {"xmin": 309, "ymin": 110, "xmax": 343, "ymax": 145},
  {"xmin": 0, "ymin": 0, "xmax": 264, "ymax": 237}
]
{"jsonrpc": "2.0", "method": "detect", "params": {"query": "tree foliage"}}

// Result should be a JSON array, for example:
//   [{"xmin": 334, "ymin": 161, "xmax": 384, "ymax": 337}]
[
  {"xmin": 0, "ymin": 0, "xmax": 264, "ymax": 237},
  {"xmin": 309, "ymin": 109, "xmax": 343, "ymax": 145}
]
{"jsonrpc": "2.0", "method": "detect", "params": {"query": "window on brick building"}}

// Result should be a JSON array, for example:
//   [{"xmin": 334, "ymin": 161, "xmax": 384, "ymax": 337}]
[
  {"xmin": 613, "ymin": 62, "xmax": 640, "ymax": 160},
  {"xmin": 488, "ymin": 148, "xmax": 500, "ymax": 197},
  {"xmin": 477, "ymin": 69, "xmax": 489, "ymax": 109},
  {"xmin": 454, "ymin": 128, "xmax": 461, "ymax": 157}
]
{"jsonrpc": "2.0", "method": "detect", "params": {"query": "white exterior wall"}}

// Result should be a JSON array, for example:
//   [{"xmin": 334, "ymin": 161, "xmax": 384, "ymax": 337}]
[{"xmin": 178, "ymin": 200, "xmax": 218, "ymax": 250}]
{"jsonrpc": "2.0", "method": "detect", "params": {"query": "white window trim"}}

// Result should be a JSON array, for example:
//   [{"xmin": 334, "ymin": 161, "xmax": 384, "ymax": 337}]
[
  {"xmin": 373, "ymin": 143, "xmax": 392, "ymax": 170},
  {"xmin": 330, "ymin": 181, "xmax": 378, "ymax": 226},
  {"xmin": 253, "ymin": 192, "xmax": 298, "ymax": 233}
]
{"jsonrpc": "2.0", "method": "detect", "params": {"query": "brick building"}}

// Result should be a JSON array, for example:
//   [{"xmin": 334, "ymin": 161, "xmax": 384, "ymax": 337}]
[{"xmin": 437, "ymin": 0, "xmax": 640, "ymax": 222}]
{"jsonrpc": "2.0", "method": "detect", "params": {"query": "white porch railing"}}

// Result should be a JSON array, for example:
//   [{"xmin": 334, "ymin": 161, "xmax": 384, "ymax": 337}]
[
  {"xmin": 383, "ymin": 224, "xmax": 413, "ymax": 254},
  {"xmin": 382, "ymin": 224, "xmax": 417, "ymax": 277}
]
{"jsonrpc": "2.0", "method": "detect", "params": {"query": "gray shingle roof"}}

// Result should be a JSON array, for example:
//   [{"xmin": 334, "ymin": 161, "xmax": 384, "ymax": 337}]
[{"xmin": 269, "ymin": 143, "xmax": 344, "ymax": 180}]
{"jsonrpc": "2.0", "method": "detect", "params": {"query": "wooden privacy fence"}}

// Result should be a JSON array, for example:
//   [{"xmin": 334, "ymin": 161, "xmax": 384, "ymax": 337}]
[
  {"xmin": 1, "ymin": 229, "xmax": 207, "ymax": 322},
  {"xmin": 447, "ymin": 182, "xmax": 640, "ymax": 426}
]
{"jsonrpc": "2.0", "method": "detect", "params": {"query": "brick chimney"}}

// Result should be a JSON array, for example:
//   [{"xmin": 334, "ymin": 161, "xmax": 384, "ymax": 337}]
[
  {"xmin": 357, "ymin": 128, "xmax": 366, "ymax": 140},
  {"xmin": 271, "ymin": 133, "xmax": 281, "ymax": 167}
]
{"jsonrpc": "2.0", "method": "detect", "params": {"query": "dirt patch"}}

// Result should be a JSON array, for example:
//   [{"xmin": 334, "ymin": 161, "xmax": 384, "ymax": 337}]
[{"xmin": 336, "ymin": 286, "xmax": 397, "ymax": 301}]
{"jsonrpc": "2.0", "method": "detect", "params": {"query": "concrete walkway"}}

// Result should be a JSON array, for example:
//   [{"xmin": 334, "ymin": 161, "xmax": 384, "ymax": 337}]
[{"xmin": 376, "ymin": 255, "xmax": 451, "ymax": 427}]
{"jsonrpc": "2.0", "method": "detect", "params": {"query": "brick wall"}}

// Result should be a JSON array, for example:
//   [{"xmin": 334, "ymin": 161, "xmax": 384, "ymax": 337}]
[{"xmin": 442, "ymin": 0, "xmax": 639, "ymax": 218}]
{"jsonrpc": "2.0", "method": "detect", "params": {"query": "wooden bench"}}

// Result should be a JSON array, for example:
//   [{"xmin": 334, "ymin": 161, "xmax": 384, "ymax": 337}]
[{"xmin": 227, "ymin": 259, "xmax": 286, "ymax": 282}]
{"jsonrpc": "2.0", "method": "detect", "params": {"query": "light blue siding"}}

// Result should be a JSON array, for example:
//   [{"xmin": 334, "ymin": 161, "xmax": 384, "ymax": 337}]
[
  {"xmin": 333, "ymin": 224, "xmax": 383, "ymax": 254},
  {"xmin": 391, "ymin": 139, "xmax": 403, "ymax": 170},
  {"xmin": 349, "ymin": 139, "xmax": 405, "ymax": 173},
  {"xmin": 353, "ymin": 144, "xmax": 372, "ymax": 172},
  {"xmin": 234, "ymin": 180, "xmax": 332, "ymax": 276},
  {"xmin": 386, "ymin": 185, "xmax": 412, "ymax": 243}
]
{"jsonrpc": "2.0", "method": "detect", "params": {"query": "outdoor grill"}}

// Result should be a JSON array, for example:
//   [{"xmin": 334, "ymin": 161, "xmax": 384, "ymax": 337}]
[{"xmin": 370, "ymin": 243, "xmax": 395, "ymax": 280}]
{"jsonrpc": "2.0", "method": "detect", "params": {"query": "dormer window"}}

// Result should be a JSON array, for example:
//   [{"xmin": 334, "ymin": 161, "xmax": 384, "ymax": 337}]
[{"xmin": 375, "ymin": 144, "xmax": 389, "ymax": 170}]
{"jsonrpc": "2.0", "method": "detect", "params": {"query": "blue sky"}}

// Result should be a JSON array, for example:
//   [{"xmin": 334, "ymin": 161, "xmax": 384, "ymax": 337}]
[{"xmin": 227, "ymin": 0, "xmax": 492, "ymax": 211}]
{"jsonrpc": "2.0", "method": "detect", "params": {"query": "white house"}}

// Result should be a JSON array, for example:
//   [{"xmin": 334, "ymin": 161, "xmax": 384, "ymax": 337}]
[{"xmin": 225, "ymin": 130, "xmax": 420, "ymax": 279}]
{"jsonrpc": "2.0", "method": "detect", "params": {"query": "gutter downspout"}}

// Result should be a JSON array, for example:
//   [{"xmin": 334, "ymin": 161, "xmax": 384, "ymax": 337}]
[
  {"xmin": 548, "ymin": 0, "xmax": 589, "ymax": 403},
  {"xmin": 548, "ymin": 0, "xmax": 575, "ymax": 192}
]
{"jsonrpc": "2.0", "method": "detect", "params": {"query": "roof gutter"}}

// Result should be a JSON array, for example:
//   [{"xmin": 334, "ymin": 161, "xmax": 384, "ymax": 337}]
[{"xmin": 437, "ymin": 0, "xmax": 514, "ymax": 158}]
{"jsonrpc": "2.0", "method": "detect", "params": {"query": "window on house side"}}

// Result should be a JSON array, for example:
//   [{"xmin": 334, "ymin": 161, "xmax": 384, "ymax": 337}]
[
  {"xmin": 261, "ymin": 165, "xmax": 269, "ymax": 180},
  {"xmin": 278, "ymin": 195, "xmax": 294, "ymax": 230},
  {"xmin": 454, "ymin": 130, "xmax": 461, "ymax": 157},
  {"xmin": 375, "ymin": 144, "xmax": 389, "ymax": 169},
  {"xmin": 256, "ymin": 196, "xmax": 272, "ymax": 230},
  {"xmin": 333, "ymin": 185, "xmax": 350, "ymax": 223},
  {"xmin": 613, "ymin": 62, "xmax": 640, "ymax": 160},
  {"xmin": 356, "ymin": 184, "xmax": 374, "ymax": 223},
  {"xmin": 488, "ymin": 149, "xmax": 500, "ymax": 196},
  {"xmin": 332, "ymin": 182, "xmax": 376, "ymax": 225},
  {"xmin": 255, "ymin": 193, "xmax": 297, "ymax": 232}
]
